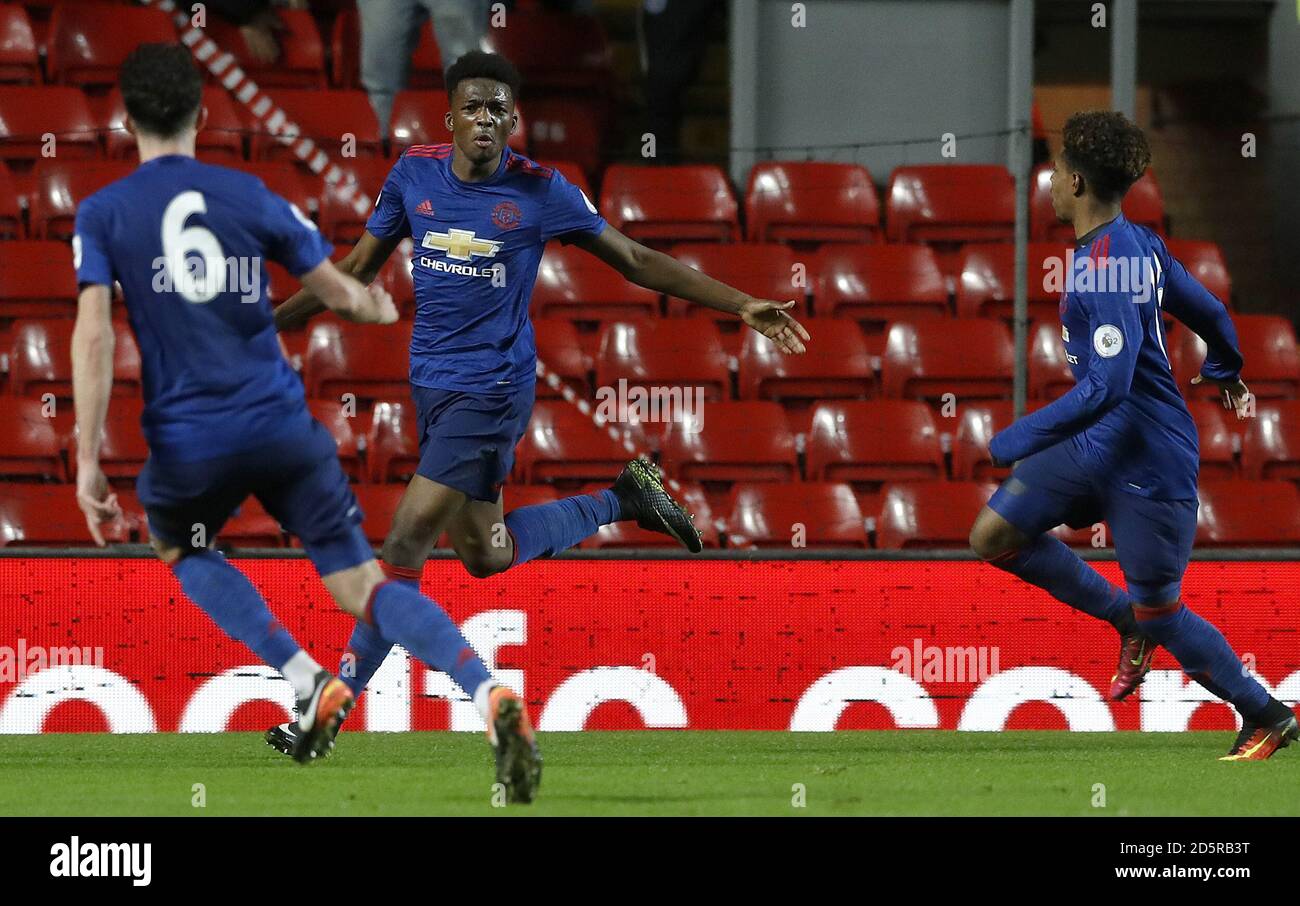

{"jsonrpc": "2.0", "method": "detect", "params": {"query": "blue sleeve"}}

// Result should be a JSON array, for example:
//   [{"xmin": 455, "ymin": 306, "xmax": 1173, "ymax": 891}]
[
  {"xmin": 73, "ymin": 194, "xmax": 114, "ymax": 288},
  {"xmin": 364, "ymin": 158, "xmax": 410, "ymax": 241},
  {"xmin": 990, "ymin": 289, "xmax": 1141, "ymax": 464},
  {"xmin": 1160, "ymin": 251, "xmax": 1243, "ymax": 382},
  {"xmin": 540, "ymin": 169, "xmax": 606, "ymax": 243},
  {"xmin": 258, "ymin": 182, "xmax": 332, "ymax": 277}
]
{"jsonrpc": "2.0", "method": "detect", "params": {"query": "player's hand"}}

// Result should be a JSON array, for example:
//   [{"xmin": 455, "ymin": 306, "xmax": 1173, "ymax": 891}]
[
  {"xmin": 363, "ymin": 283, "xmax": 399, "ymax": 325},
  {"xmin": 740, "ymin": 298, "xmax": 810, "ymax": 354},
  {"xmin": 1191, "ymin": 374, "xmax": 1252, "ymax": 419},
  {"xmin": 75, "ymin": 465, "xmax": 121, "ymax": 548}
]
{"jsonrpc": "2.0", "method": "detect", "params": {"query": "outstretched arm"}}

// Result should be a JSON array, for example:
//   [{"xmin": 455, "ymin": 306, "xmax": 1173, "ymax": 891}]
[
  {"xmin": 274, "ymin": 230, "xmax": 403, "ymax": 331},
  {"xmin": 568, "ymin": 226, "xmax": 809, "ymax": 354}
]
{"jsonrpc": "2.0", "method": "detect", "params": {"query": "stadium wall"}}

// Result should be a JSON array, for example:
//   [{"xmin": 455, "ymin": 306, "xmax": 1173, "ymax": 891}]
[{"xmin": 2, "ymin": 555, "xmax": 1298, "ymax": 734}]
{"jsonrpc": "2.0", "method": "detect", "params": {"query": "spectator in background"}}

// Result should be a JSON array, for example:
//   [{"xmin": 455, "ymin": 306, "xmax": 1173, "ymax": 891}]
[
  {"xmin": 203, "ymin": 0, "xmax": 309, "ymax": 65},
  {"xmin": 359, "ymin": 0, "xmax": 491, "ymax": 136},
  {"xmin": 638, "ymin": 0, "xmax": 717, "ymax": 164}
]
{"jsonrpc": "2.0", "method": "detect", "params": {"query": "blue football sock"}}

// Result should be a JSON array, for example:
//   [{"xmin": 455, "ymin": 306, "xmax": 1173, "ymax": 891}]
[
  {"xmin": 989, "ymin": 534, "xmax": 1138, "ymax": 635},
  {"xmin": 366, "ymin": 581, "xmax": 492, "ymax": 697},
  {"xmin": 335, "ymin": 561, "xmax": 420, "ymax": 696},
  {"xmin": 1135, "ymin": 603, "xmax": 1272, "ymax": 722},
  {"xmin": 172, "ymin": 549, "xmax": 301, "ymax": 670},
  {"xmin": 504, "ymin": 490, "xmax": 622, "ymax": 567},
  {"xmin": 339, "ymin": 619, "xmax": 393, "ymax": 697}
]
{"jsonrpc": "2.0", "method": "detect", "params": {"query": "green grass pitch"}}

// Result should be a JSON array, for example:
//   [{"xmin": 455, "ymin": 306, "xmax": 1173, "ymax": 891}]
[{"xmin": 2, "ymin": 731, "xmax": 1298, "ymax": 816}]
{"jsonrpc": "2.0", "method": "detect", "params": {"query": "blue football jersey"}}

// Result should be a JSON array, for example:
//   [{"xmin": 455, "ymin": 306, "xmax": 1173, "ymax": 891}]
[
  {"xmin": 74, "ymin": 154, "xmax": 332, "ymax": 462},
  {"xmin": 365, "ymin": 144, "xmax": 607, "ymax": 393},
  {"xmin": 991, "ymin": 213, "xmax": 1242, "ymax": 500}
]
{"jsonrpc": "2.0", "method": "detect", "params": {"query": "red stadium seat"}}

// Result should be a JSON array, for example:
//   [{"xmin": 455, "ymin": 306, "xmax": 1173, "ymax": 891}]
[
  {"xmin": 600, "ymin": 164, "xmax": 739, "ymax": 246},
  {"xmin": 951, "ymin": 400, "xmax": 1017, "ymax": 481},
  {"xmin": 200, "ymin": 10, "xmax": 326, "ymax": 89},
  {"xmin": 504, "ymin": 484, "xmax": 559, "ymax": 512},
  {"xmin": 1121, "ymin": 171, "xmax": 1165, "ymax": 235},
  {"xmin": 515, "ymin": 399, "xmax": 630, "ymax": 483},
  {"xmin": 580, "ymin": 480, "xmax": 719, "ymax": 549},
  {"xmin": 1165, "ymin": 239, "xmax": 1231, "ymax": 307},
  {"xmin": 814, "ymin": 243, "xmax": 948, "ymax": 322},
  {"xmin": 0, "ymin": 5, "xmax": 39, "ymax": 85},
  {"xmin": 0, "ymin": 244, "xmax": 77, "ymax": 318},
  {"xmin": 9, "ymin": 319, "xmax": 142, "ymax": 400},
  {"xmin": 531, "ymin": 242, "xmax": 659, "ymax": 322},
  {"xmin": 366, "ymin": 400, "xmax": 418, "ymax": 483},
  {"xmin": 389, "ymin": 91, "xmax": 450, "ymax": 149},
  {"xmin": 319, "ymin": 157, "xmax": 393, "ymax": 243},
  {"xmin": 805, "ymin": 400, "xmax": 944, "ymax": 484},
  {"xmin": 726, "ymin": 482, "xmax": 867, "ymax": 548},
  {"xmin": 0, "ymin": 485, "xmax": 130, "ymax": 547},
  {"xmin": 69, "ymin": 397, "xmax": 147, "ymax": 481},
  {"xmin": 0, "ymin": 86, "xmax": 98, "ymax": 161},
  {"xmin": 745, "ymin": 161, "xmax": 880, "ymax": 244},
  {"xmin": 876, "ymin": 480, "xmax": 996, "ymax": 549},
  {"xmin": 252, "ymin": 89, "xmax": 382, "ymax": 163},
  {"xmin": 0, "ymin": 162, "xmax": 22, "ymax": 238},
  {"xmin": 738, "ymin": 319, "xmax": 874, "ymax": 402},
  {"xmin": 661, "ymin": 401, "xmax": 797, "ymax": 484},
  {"xmin": 1242, "ymin": 400, "xmax": 1300, "ymax": 481},
  {"xmin": 1032, "ymin": 165, "xmax": 1165, "ymax": 241},
  {"xmin": 1175, "ymin": 314, "xmax": 1300, "ymax": 400},
  {"xmin": 880, "ymin": 318, "xmax": 1015, "ymax": 400},
  {"xmin": 1196, "ymin": 480, "xmax": 1300, "ymax": 547},
  {"xmin": 533, "ymin": 318, "xmax": 591, "ymax": 399},
  {"xmin": 1028, "ymin": 320, "xmax": 1075, "ymax": 401},
  {"xmin": 1186, "ymin": 400, "xmax": 1238, "ymax": 480},
  {"xmin": 484, "ymin": 10, "xmax": 612, "ymax": 93},
  {"xmin": 667, "ymin": 243, "xmax": 805, "ymax": 318},
  {"xmin": 100, "ymin": 85, "xmax": 247, "ymax": 163},
  {"xmin": 595, "ymin": 319, "xmax": 729, "ymax": 405},
  {"xmin": 885, "ymin": 165, "xmax": 1014, "ymax": 244},
  {"xmin": 351, "ymin": 484, "xmax": 405, "ymax": 545},
  {"xmin": 521, "ymin": 98, "xmax": 605, "ymax": 183},
  {"xmin": 30, "ymin": 159, "xmax": 134, "ymax": 240},
  {"xmin": 302, "ymin": 320, "xmax": 413, "ymax": 402},
  {"xmin": 47, "ymin": 3, "xmax": 174, "ymax": 86},
  {"xmin": 955, "ymin": 242, "xmax": 1071, "ymax": 321},
  {"xmin": 307, "ymin": 398, "xmax": 363, "ymax": 481},
  {"xmin": 0, "ymin": 397, "xmax": 65, "ymax": 480},
  {"xmin": 220, "ymin": 497, "xmax": 285, "ymax": 548}
]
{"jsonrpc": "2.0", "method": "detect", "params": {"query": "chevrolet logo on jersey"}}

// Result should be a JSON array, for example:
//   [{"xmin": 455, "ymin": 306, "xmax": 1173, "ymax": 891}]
[{"xmin": 421, "ymin": 228, "xmax": 502, "ymax": 261}]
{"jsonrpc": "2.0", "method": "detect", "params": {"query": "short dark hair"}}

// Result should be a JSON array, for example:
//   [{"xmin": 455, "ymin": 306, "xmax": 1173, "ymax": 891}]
[
  {"xmin": 444, "ymin": 50, "xmax": 522, "ymax": 102},
  {"xmin": 120, "ymin": 43, "xmax": 202, "ymax": 138},
  {"xmin": 1060, "ymin": 110, "xmax": 1151, "ymax": 204}
]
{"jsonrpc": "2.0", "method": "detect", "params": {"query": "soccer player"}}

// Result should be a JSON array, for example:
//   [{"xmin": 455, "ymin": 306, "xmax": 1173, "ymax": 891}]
[
  {"xmin": 264, "ymin": 50, "xmax": 810, "ymax": 754},
  {"xmin": 72, "ymin": 44, "xmax": 542, "ymax": 800},
  {"xmin": 968, "ymin": 110, "xmax": 1296, "ymax": 761}
]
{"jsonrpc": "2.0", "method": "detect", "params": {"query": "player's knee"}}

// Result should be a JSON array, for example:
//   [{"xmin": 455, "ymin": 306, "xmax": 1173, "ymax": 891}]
[
  {"xmin": 149, "ymin": 534, "xmax": 186, "ymax": 565},
  {"xmin": 460, "ymin": 547, "xmax": 509, "ymax": 580},
  {"xmin": 969, "ymin": 510, "xmax": 1020, "ymax": 561}
]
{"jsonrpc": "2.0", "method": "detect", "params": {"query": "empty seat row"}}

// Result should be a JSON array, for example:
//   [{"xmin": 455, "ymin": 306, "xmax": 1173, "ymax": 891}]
[
  {"xmin": 0, "ymin": 4, "xmax": 612, "ymax": 92},
  {"xmin": 5, "ymin": 478, "xmax": 1300, "ymax": 550}
]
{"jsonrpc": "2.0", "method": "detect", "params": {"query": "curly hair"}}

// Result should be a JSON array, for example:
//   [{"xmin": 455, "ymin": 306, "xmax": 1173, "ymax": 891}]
[
  {"xmin": 445, "ymin": 50, "xmax": 522, "ymax": 102},
  {"xmin": 1061, "ymin": 110, "xmax": 1151, "ymax": 204},
  {"xmin": 120, "ymin": 44, "xmax": 202, "ymax": 138}
]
